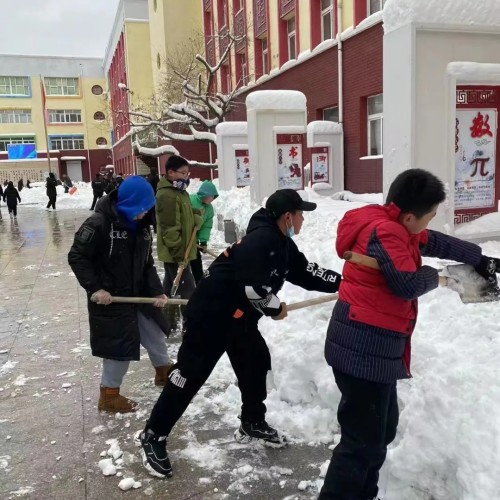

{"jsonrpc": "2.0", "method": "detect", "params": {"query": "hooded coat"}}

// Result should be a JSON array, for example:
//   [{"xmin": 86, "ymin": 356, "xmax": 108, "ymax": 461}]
[
  {"xmin": 3, "ymin": 183, "xmax": 21, "ymax": 206},
  {"xmin": 68, "ymin": 177, "xmax": 168, "ymax": 361},
  {"xmin": 46, "ymin": 173, "xmax": 58, "ymax": 198},
  {"xmin": 189, "ymin": 181, "xmax": 219, "ymax": 244},
  {"xmin": 325, "ymin": 203, "xmax": 484, "ymax": 383},
  {"xmin": 156, "ymin": 177, "xmax": 198, "ymax": 263}
]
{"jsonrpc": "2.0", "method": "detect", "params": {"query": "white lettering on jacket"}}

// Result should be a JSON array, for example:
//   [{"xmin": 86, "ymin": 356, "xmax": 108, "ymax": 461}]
[
  {"xmin": 109, "ymin": 229, "xmax": 128, "ymax": 240},
  {"xmin": 306, "ymin": 262, "xmax": 338, "ymax": 283}
]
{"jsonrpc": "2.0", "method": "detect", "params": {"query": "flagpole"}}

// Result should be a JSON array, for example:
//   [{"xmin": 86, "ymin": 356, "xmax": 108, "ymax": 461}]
[{"xmin": 40, "ymin": 75, "xmax": 51, "ymax": 173}]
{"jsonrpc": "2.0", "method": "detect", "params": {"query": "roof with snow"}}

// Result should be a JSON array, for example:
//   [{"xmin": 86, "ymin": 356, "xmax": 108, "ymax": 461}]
[{"xmin": 246, "ymin": 90, "xmax": 307, "ymax": 112}]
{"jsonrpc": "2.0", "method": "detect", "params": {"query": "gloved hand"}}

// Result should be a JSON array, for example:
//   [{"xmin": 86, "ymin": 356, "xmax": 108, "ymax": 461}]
[
  {"xmin": 198, "ymin": 242, "xmax": 208, "ymax": 253},
  {"xmin": 91, "ymin": 289, "xmax": 112, "ymax": 305},
  {"xmin": 271, "ymin": 302, "xmax": 288, "ymax": 321},
  {"xmin": 153, "ymin": 294, "xmax": 168, "ymax": 308},
  {"xmin": 475, "ymin": 256, "xmax": 500, "ymax": 285}
]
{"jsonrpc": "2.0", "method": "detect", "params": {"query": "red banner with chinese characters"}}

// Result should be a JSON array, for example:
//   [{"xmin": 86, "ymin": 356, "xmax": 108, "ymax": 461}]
[
  {"xmin": 276, "ymin": 134, "xmax": 304, "ymax": 190},
  {"xmin": 455, "ymin": 86, "xmax": 500, "ymax": 224},
  {"xmin": 310, "ymin": 146, "xmax": 329, "ymax": 184},
  {"xmin": 235, "ymin": 149, "xmax": 250, "ymax": 187}
]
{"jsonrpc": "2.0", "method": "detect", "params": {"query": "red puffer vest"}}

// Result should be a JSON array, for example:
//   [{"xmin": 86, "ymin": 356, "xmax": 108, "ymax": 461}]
[{"xmin": 336, "ymin": 203, "xmax": 428, "ymax": 335}]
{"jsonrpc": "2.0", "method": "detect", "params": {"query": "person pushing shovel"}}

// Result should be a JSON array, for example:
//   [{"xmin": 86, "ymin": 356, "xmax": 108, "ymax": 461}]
[
  {"xmin": 319, "ymin": 168, "xmax": 500, "ymax": 500},
  {"xmin": 68, "ymin": 176, "xmax": 171, "ymax": 414},
  {"xmin": 135, "ymin": 188, "xmax": 342, "ymax": 478},
  {"xmin": 156, "ymin": 155, "xmax": 201, "ymax": 334}
]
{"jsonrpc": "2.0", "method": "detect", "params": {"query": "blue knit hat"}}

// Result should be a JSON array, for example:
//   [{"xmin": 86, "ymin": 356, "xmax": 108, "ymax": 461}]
[{"xmin": 116, "ymin": 176, "xmax": 155, "ymax": 222}]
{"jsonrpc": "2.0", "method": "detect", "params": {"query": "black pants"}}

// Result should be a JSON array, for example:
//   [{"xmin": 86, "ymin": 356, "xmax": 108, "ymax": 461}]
[
  {"xmin": 319, "ymin": 370, "xmax": 399, "ymax": 500},
  {"xmin": 147, "ymin": 317, "xmax": 271, "ymax": 437},
  {"xmin": 46, "ymin": 196, "xmax": 56, "ymax": 209},
  {"xmin": 90, "ymin": 193, "xmax": 102, "ymax": 210},
  {"xmin": 190, "ymin": 249, "xmax": 204, "ymax": 284},
  {"xmin": 7, "ymin": 204, "xmax": 17, "ymax": 216}
]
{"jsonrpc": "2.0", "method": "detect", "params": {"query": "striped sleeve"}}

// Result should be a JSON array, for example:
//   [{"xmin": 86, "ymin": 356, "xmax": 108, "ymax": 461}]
[
  {"xmin": 367, "ymin": 227, "xmax": 439, "ymax": 300},
  {"xmin": 420, "ymin": 230, "xmax": 482, "ymax": 266}
]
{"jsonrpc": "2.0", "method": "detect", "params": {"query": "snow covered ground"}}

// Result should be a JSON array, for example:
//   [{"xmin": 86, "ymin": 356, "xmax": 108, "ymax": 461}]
[{"xmin": 11, "ymin": 178, "xmax": 500, "ymax": 499}]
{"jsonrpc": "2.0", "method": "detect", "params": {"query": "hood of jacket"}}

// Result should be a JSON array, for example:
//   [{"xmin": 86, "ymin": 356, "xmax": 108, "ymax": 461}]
[
  {"xmin": 336, "ymin": 203, "xmax": 407, "ymax": 257},
  {"xmin": 196, "ymin": 180, "xmax": 219, "ymax": 199},
  {"xmin": 157, "ymin": 176, "xmax": 174, "ymax": 192},
  {"xmin": 116, "ymin": 175, "xmax": 155, "ymax": 223},
  {"xmin": 246, "ymin": 207, "xmax": 286, "ymax": 238}
]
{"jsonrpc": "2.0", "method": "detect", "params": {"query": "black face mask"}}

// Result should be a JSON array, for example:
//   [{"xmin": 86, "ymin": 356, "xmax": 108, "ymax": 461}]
[{"xmin": 172, "ymin": 178, "xmax": 190, "ymax": 191}]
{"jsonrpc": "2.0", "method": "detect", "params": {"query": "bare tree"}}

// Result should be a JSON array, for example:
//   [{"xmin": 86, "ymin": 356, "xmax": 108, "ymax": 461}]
[{"xmin": 122, "ymin": 30, "xmax": 246, "ymax": 168}]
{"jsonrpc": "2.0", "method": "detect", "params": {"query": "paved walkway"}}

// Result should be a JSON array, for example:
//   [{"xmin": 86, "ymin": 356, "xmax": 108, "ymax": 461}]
[{"xmin": 0, "ymin": 207, "xmax": 327, "ymax": 500}]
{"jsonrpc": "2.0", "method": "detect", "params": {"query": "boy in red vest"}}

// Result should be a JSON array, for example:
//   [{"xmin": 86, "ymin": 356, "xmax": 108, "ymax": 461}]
[{"xmin": 320, "ymin": 169, "xmax": 500, "ymax": 500}]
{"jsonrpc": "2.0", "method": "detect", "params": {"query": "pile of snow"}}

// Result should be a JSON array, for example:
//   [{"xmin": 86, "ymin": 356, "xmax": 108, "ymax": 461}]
[
  {"xmin": 18, "ymin": 182, "xmax": 94, "ymax": 210},
  {"xmin": 177, "ymin": 184, "xmax": 500, "ymax": 500},
  {"xmin": 383, "ymin": 0, "xmax": 500, "ymax": 34}
]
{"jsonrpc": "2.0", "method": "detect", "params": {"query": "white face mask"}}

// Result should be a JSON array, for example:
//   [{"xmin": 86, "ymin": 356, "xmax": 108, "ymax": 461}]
[{"xmin": 287, "ymin": 220, "xmax": 295, "ymax": 238}]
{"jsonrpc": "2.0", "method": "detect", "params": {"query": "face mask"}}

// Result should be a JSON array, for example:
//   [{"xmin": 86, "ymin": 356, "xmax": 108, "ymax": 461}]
[
  {"xmin": 173, "ymin": 178, "xmax": 189, "ymax": 191},
  {"xmin": 287, "ymin": 221, "xmax": 295, "ymax": 238}
]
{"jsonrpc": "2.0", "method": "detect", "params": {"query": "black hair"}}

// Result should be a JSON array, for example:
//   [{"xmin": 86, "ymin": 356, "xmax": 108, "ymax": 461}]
[
  {"xmin": 166, "ymin": 155, "xmax": 189, "ymax": 171},
  {"xmin": 386, "ymin": 168, "xmax": 446, "ymax": 218}
]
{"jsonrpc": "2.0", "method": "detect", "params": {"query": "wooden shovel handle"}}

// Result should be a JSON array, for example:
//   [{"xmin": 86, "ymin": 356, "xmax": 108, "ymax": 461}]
[
  {"xmin": 343, "ymin": 251, "xmax": 448, "ymax": 286},
  {"xmin": 96, "ymin": 294, "xmax": 338, "ymax": 310},
  {"xmin": 171, "ymin": 227, "xmax": 199, "ymax": 292}
]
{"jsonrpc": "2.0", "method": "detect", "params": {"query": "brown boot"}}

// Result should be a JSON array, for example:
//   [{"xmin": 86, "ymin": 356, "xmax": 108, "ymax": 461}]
[
  {"xmin": 154, "ymin": 363, "xmax": 174, "ymax": 387},
  {"xmin": 98, "ymin": 386, "xmax": 138, "ymax": 413}
]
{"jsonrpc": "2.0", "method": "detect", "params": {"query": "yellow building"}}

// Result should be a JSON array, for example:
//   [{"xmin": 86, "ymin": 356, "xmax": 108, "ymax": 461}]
[
  {"xmin": 104, "ymin": 0, "xmax": 154, "ymax": 175},
  {"xmin": 0, "ymin": 54, "xmax": 111, "ymax": 182}
]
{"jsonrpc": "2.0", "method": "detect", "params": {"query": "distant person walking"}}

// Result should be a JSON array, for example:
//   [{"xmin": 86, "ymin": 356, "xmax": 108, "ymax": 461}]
[
  {"xmin": 17, "ymin": 178, "xmax": 24, "ymax": 192},
  {"xmin": 0, "ymin": 182, "xmax": 3, "ymax": 207},
  {"xmin": 46, "ymin": 172, "xmax": 58, "ymax": 210},
  {"xmin": 3, "ymin": 181, "xmax": 21, "ymax": 218},
  {"xmin": 26, "ymin": 179, "xmax": 31, "ymax": 189},
  {"xmin": 90, "ymin": 173, "xmax": 105, "ymax": 211}
]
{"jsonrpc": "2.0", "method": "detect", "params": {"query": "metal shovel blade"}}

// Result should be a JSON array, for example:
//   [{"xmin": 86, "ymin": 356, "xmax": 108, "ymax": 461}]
[{"xmin": 442, "ymin": 264, "xmax": 500, "ymax": 304}]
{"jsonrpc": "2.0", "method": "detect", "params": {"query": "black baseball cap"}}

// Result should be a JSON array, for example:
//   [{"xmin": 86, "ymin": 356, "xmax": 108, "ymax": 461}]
[{"xmin": 265, "ymin": 189, "xmax": 317, "ymax": 218}]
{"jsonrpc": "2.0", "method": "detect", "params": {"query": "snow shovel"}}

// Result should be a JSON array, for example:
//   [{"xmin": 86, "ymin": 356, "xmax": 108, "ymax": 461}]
[
  {"xmin": 170, "ymin": 227, "xmax": 198, "ymax": 298},
  {"xmin": 93, "ymin": 293, "xmax": 339, "ymax": 311},
  {"xmin": 343, "ymin": 251, "xmax": 500, "ymax": 304}
]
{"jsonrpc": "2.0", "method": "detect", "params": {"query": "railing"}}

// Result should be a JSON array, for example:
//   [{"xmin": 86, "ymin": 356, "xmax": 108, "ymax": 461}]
[
  {"xmin": 203, "ymin": 0, "xmax": 212, "ymax": 11},
  {"xmin": 280, "ymin": 0, "xmax": 294, "ymax": 17},
  {"xmin": 218, "ymin": 26, "xmax": 229, "ymax": 56},
  {"xmin": 234, "ymin": 8, "xmax": 246, "ymax": 52},
  {"xmin": 206, "ymin": 38, "xmax": 215, "ymax": 67},
  {"xmin": 253, "ymin": 0, "xmax": 267, "ymax": 37}
]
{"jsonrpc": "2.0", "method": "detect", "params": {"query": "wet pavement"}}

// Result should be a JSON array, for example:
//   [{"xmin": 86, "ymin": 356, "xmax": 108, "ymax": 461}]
[{"xmin": 0, "ymin": 207, "xmax": 327, "ymax": 500}]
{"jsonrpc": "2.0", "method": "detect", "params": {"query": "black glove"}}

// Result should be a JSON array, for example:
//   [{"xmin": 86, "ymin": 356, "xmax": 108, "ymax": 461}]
[
  {"xmin": 475, "ymin": 256, "xmax": 500, "ymax": 285},
  {"xmin": 198, "ymin": 241, "xmax": 207, "ymax": 253}
]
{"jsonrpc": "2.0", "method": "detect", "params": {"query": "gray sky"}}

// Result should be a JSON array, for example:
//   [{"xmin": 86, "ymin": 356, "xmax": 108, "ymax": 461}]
[{"xmin": 1, "ymin": 0, "xmax": 120, "ymax": 58}]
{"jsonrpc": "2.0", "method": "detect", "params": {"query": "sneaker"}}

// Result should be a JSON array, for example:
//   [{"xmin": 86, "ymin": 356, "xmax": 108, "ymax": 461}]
[
  {"xmin": 134, "ymin": 427, "xmax": 173, "ymax": 478},
  {"xmin": 234, "ymin": 420, "xmax": 287, "ymax": 448}
]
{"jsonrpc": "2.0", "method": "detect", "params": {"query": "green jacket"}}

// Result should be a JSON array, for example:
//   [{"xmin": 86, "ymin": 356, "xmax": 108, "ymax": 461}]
[
  {"xmin": 189, "ymin": 181, "xmax": 219, "ymax": 244},
  {"xmin": 156, "ymin": 177, "xmax": 197, "ymax": 263}
]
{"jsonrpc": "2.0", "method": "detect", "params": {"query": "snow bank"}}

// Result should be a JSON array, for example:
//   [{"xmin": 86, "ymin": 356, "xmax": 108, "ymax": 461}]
[{"xmin": 383, "ymin": 0, "xmax": 500, "ymax": 34}]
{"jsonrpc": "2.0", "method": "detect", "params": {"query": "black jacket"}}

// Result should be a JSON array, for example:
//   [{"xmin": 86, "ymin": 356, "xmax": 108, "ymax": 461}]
[
  {"xmin": 46, "ymin": 177, "xmax": 57, "ymax": 197},
  {"xmin": 68, "ymin": 191, "xmax": 168, "ymax": 361},
  {"xmin": 185, "ymin": 208, "xmax": 341, "ymax": 328},
  {"xmin": 92, "ymin": 179, "xmax": 105, "ymax": 196},
  {"xmin": 3, "ymin": 185, "xmax": 21, "ymax": 205}
]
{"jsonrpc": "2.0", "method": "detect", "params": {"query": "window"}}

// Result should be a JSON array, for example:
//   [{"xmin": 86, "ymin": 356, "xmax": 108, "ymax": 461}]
[
  {"xmin": 233, "ymin": 0, "xmax": 242, "ymax": 12},
  {"xmin": 44, "ymin": 77, "xmax": 79, "ymax": 96},
  {"xmin": 94, "ymin": 111, "xmax": 105, "ymax": 121},
  {"xmin": 0, "ymin": 76, "xmax": 30, "ymax": 96},
  {"xmin": 262, "ymin": 37, "xmax": 269, "ymax": 74},
  {"xmin": 238, "ymin": 53, "xmax": 248, "ymax": 85},
  {"xmin": 321, "ymin": 0, "xmax": 333, "ymax": 41},
  {"xmin": 323, "ymin": 106, "xmax": 339, "ymax": 122},
  {"xmin": 287, "ymin": 17, "xmax": 296, "ymax": 60},
  {"xmin": 0, "ymin": 109, "xmax": 32, "ymax": 124},
  {"xmin": 367, "ymin": 94, "xmax": 383, "ymax": 155},
  {"xmin": 368, "ymin": 0, "xmax": 386, "ymax": 15},
  {"xmin": 91, "ymin": 85, "xmax": 103, "ymax": 95},
  {"xmin": 48, "ymin": 109, "xmax": 82, "ymax": 123},
  {"xmin": 96, "ymin": 137, "xmax": 108, "ymax": 146},
  {"xmin": 49, "ymin": 135, "xmax": 84, "ymax": 150},
  {"xmin": 0, "ymin": 135, "xmax": 35, "ymax": 152}
]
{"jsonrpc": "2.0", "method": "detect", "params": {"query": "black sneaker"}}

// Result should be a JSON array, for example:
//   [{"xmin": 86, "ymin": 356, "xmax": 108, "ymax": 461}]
[
  {"xmin": 234, "ymin": 420, "xmax": 287, "ymax": 448},
  {"xmin": 134, "ymin": 428, "xmax": 173, "ymax": 478}
]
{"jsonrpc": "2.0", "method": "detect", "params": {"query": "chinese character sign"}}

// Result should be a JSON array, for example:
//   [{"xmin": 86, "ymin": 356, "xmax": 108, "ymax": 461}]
[
  {"xmin": 276, "ymin": 134, "xmax": 303, "ymax": 190},
  {"xmin": 235, "ymin": 149, "xmax": 250, "ymax": 187},
  {"xmin": 311, "ymin": 147, "xmax": 329, "ymax": 184},
  {"xmin": 455, "ymin": 109, "xmax": 497, "ymax": 210}
]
